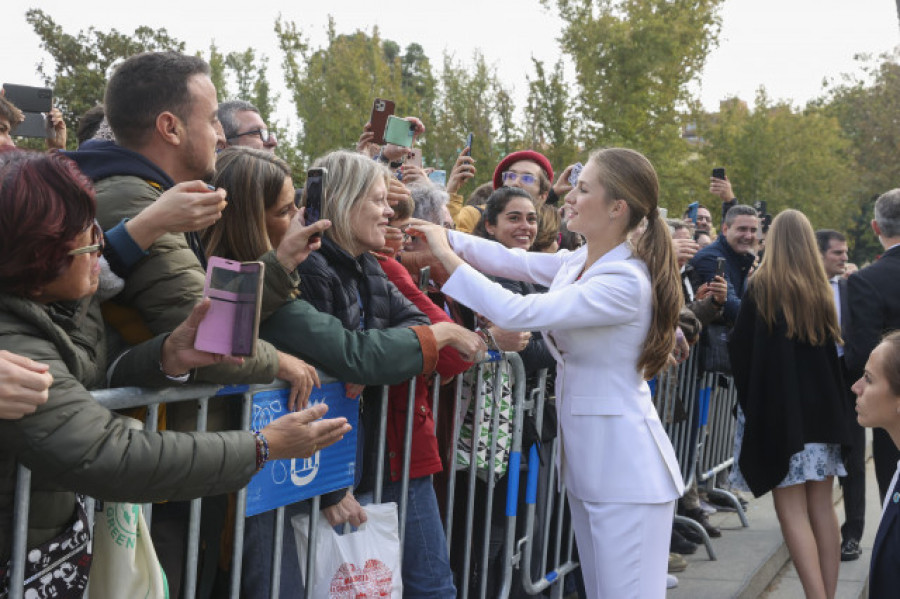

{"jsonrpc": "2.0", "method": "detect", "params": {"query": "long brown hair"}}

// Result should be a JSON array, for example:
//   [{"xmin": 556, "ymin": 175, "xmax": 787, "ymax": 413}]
[
  {"xmin": 202, "ymin": 147, "xmax": 291, "ymax": 261},
  {"xmin": 748, "ymin": 209, "xmax": 842, "ymax": 345},
  {"xmin": 588, "ymin": 148, "xmax": 682, "ymax": 378}
]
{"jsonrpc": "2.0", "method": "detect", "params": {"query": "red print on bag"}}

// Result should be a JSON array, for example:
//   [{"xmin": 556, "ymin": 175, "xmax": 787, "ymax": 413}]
[{"xmin": 329, "ymin": 559, "xmax": 393, "ymax": 598}]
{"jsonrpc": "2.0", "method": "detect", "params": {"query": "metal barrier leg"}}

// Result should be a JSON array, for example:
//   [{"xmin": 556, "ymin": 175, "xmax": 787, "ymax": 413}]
[
  {"xmin": 707, "ymin": 487, "xmax": 750, "ymax": 527},
  {"xmin": 142, "ymin": 403, "xmax": 159, "ymax": 530},
  {"xmin": 8, "ymin": 465, "xmax": 31, "ymax": 599},
  {"xmin": 269, "ymin": 506, "xmax": 285, "ymax": 599},
  {"xmin": 674, "ymin": 514, "xmax": 717, "ymax": 560},
  {"xmin": 398, "ymin": 378, "xmax": 417, "ymax": 550},
  {"xmin": 183, "ymin": 396, "xmax": 209, "ymax": 599},
  {"xmin": 374, "ymin": 386, "xmax": 389, "ymax": 505},
  {"xmin": 459, "ymin": 364, "xmax": 486, "ymax": 599},
  {"xmin": 304, "ymin": 495, "xmax": 320, "ymax": 599},
  {"xmin": 444, "ymin": 375, "xmax": 464, "ymax": 552},
  {"xmin": 229, "ymin": 393, "xmax": 253, "ymax": 599}
]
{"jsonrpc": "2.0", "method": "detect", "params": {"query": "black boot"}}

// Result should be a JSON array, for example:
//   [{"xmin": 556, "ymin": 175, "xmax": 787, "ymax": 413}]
[{"xmin": 685, "ymin": 507, "xmax": 721, "ymax": 538}]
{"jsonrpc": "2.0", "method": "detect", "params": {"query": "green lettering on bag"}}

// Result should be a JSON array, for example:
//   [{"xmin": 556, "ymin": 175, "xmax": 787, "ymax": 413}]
[{"xmin": 106, "ymin": 503, "xmax": 139, "ymax": 549}]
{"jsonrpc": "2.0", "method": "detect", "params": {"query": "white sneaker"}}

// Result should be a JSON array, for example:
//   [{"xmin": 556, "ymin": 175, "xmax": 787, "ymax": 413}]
[{"xmin": 666, "ymin": 574, "xmax": 678, "ymax": 589}]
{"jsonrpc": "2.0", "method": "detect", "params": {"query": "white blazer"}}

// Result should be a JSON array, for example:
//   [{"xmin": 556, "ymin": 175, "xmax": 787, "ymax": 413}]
[{"xmin": 441, "ymin": 232, "xmax": 684, "ymax": 504}]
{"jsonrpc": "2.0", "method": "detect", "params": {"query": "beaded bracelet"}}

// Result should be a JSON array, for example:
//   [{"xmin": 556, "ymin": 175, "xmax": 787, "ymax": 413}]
[{"xmin": 252, "ymin": 430, "xmax": 270, "ymax": 471}]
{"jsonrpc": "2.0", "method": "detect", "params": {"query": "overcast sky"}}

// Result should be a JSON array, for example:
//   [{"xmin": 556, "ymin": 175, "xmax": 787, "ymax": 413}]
[{"xmin": 4, "ymin": 0, "xmax": 899, "ymax": 120}]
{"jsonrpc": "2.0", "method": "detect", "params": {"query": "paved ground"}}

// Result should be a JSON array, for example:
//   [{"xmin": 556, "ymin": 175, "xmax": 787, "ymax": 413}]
[{"xmin": 667, "ymin": 451, "xmax": 880, "ymax": 598}]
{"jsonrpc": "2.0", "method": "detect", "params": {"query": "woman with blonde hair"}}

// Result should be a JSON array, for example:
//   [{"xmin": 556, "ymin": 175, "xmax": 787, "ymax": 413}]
[
  {"xmin": 411, "ymin": 147, "xmax": 684, "ymax": 598},
  {"xmin": 728, "ymin": 209, "xmax": 851, "ymax": 599}
]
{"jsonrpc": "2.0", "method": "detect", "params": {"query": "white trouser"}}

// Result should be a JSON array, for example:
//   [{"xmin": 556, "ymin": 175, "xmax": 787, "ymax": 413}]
[{"xmin": 568, "ymin": 493, "xmax": 675, "ymax": 599}]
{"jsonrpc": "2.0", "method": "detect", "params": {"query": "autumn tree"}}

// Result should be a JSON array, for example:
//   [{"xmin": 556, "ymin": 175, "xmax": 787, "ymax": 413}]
[
  {"xmin": 822, "ymin": 52, "xmax": 900, "ymax": 263},
  {"xmin": 699, "ymin": 89, "xmax": 856, "ymax": 233},
  {"xmin": 427, "ymin": 51, "xmax": 516, "ymax": 191},
  {"xmin": 544, "ymin": 0, "xmax": 724, "ymax": 202},
  {"xmin": 25, "ymin": 8, "xmax": 185, "ymax": 148},
  {"xmin": 276, "ymin": 16, "xmax": 407, "ymax": 172},
  {"xmin": 524, "ymin": 58, "xmax": 580, "ymax": 176}
]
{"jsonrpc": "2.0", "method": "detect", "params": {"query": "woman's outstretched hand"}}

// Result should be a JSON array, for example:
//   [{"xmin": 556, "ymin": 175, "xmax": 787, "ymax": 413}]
[
  {"xmin": 262, "ymin": 402, "xmax": 351, "ymax": 460},
  {"xmin": 405, "ymin": 220, "xmax": 464, "ymax": 275}
]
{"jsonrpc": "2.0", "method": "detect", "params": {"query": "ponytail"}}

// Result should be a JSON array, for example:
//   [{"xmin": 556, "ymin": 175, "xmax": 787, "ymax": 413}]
[
  {"xmin": 635, "ymin": 214, "xmax": 682, "ymax": 379},
  {"xmin": 585, "ymin": 147, "xmax": 681, "ymax": 379}
]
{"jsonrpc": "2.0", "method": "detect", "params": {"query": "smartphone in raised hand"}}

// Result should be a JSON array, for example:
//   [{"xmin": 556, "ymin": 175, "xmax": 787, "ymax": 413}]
[
  {"xmin": 195, "ymin": 257, "xmax": 265, "ymax": 357},
  {"xmin": 369, "ymin": 98, "xmax": 395, "ymax": 145}
]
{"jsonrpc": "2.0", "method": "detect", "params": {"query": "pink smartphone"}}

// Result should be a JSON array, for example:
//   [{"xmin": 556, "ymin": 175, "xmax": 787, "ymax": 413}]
[{"xmin": 194, "ymin": 257, "xmax": 265, "ymax": 357}]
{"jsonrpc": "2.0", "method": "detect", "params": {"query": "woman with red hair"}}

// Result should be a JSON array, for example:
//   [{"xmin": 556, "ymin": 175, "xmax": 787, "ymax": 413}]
[{"xmin": 0, "ymin": 150, "xmax": 351, "ymax": 597}]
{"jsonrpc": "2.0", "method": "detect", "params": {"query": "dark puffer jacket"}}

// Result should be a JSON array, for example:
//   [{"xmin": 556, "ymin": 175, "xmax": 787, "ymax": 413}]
[
  {"xmin": 0, "ymin": 294, "xmax": 256, "ymax": 562},
  {"xmin": 297, "ymin": 237, "xmax": 429, "ymax": 503}
]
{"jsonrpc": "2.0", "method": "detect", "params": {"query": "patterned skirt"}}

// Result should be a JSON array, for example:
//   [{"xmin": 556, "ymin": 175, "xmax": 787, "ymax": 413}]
[{"xmin": 729, "ymin": 406, "xmax": 846, "ymax": 491}]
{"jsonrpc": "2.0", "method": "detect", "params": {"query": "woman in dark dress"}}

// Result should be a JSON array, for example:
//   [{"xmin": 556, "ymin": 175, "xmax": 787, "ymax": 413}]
[{"xmin": 728, "ymin": 209, "xmax": 852, "ymax": 599}]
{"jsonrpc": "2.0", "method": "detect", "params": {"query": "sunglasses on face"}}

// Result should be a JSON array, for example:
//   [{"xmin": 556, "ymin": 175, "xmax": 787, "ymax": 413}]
[{"xmin": 67, "ymin": 220, "xmax": 105, "ymax": 256}]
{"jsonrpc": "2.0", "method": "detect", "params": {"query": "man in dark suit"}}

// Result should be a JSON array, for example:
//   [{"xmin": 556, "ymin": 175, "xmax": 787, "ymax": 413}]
[
  {"xmin": 817, "ymin": 229, "xmax": 864, "ymax": 561},
  {"xmin": 845, "ymin": 189, "xmax": 900, "ymax": 506}
]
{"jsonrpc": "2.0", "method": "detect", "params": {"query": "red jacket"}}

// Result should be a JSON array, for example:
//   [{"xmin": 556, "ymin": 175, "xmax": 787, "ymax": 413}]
[{"xmin": 377, "ymin": 255, "xmax": 472, "ymax": 481}]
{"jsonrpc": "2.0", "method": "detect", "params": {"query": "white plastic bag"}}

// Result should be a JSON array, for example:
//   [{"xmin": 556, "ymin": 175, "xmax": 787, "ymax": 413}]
[{"xmin": 292, "ymin": 502, "xmax": 402, "ymax": 599}]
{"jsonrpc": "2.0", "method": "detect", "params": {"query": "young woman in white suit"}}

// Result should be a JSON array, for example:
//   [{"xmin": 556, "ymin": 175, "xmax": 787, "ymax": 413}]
[{"xmin": 411, "ymin": 148, "xmax": 684, "ymax": 598}]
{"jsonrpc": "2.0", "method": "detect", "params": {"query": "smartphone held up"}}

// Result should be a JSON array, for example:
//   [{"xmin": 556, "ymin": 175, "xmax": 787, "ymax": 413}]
[{"xmin": 195, "ymin": 257, "xmax": 265, "ymax": 357}]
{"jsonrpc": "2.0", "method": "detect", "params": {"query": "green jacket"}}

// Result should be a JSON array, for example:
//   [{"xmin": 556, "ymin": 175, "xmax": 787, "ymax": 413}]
[
  {"xmin": 260, "ymin": 299, "xmax": 438, "ymax": 384},
  {"xmin": 94, "ymin": 174, "xmax": 297, "ymax": 430},
  {"xmin": 94, "ymin": 174, "xmax": 296, "ymax": 383},
  {"xmin": 0, "ymin": 293, "xmax": 257, "ymax": 561}
]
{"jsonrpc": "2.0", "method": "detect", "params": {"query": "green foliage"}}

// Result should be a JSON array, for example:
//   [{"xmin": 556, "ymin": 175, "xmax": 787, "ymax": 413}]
[
  {"xmin": 821, "ymin": 52, "xmax": 900, "ymax": 263},
  {"xmin": 699, "ymin": 90, "xmax": 855, "ymax": 233},
  {"xmin": 275, "ymin": 16, "xmax": 406, "ymax": 175},
  {"xmin": 428, "ymin": 51, "xmax": 512, "ymax": 187},
  {"xmin": 524, "ymin": 58, "xmax": 580, "ymax": 176},
  {"xmin": 546, "ymin": 0, "xmax": 724, "ymax": 201},
  {"xmin": 25, "ymin": 8, "xmax": 185, "ymax": 149}
]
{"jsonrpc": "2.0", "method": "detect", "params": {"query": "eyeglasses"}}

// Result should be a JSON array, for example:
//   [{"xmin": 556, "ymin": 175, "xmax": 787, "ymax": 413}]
[
  {"xmin": 501, "ymin": 171, "xmax": 537, "ymax": 186},
  {"xmin": 68, "ymin": 220, "xmax": 105, "ymax": 256},
  {"xmin": 227, "ymin": 128, "xmax": 276, "ymax": 144}
]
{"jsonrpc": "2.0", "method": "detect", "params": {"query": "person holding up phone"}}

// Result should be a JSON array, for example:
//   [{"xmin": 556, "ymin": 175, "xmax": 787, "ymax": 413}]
[
  {"xmin": 204, "ymin": 148, "xmax": 484, "ymax": 599},
  {"xmin": 0, "ymin": 150, "xmax": 353, "ymax": 598},
  {"xmin": 688, "ymin": 204, "xmax": 758, "ymax": 326}
]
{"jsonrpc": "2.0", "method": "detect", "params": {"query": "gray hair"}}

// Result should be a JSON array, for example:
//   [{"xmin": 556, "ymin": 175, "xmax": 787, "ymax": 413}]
[
  {"xmin": 409, "ymin": 184, "xmax": 449, "ymax": 224},
  {"xmin": 875, "ymin": 189, "xmax": 900, "ymax": 239},
  {"xmin": 218, "ymin": 100, "xmax": 260, "ymax": 139},
  {"xmin": 723, "ymin": 204, "xmax": 757, "ymax": 226}
]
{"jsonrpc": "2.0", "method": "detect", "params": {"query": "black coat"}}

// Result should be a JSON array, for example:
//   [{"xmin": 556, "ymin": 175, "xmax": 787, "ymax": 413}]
[
  {"xmin": 296, "ymin": 237, "xmax": 430, "ymax": 505},
  {"xmin": 870, "ymin": 466, "xmax": 900, "ymax": 597},
  {"xmin": 727, "ymin": 290, "xmax": 852, "ymax": 497},
  {"xmin": 297, "ymin": 237, "xmax": 428, "ymax": 332},
  {"xmin": 844, "ymin": 245, "xmax": 900, "ymax": 498},
  {"xmin": 845, "ymin": 245, "xmax": 900, "ymax": 381}
]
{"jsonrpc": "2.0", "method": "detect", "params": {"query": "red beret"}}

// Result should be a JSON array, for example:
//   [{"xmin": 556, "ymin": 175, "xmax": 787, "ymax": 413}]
[{"xmin": 492, "ymin": 151, "xmax": 554, "ymax": 190}]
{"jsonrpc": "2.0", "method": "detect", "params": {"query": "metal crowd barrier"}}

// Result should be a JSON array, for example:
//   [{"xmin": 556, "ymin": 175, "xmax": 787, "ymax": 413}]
[
  {"xmin": 8, "ymin": 344, "xmax": 752, "ymax": 599},
  {"xmin": 694, "ymin": 372, "xmax": 749, "ymax": 527}
]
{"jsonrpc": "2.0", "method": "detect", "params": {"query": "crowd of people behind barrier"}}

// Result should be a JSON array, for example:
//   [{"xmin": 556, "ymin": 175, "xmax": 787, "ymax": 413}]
[{"xmin": 1, "ymin": 49, "xmax": 900, "ymax": 599}]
